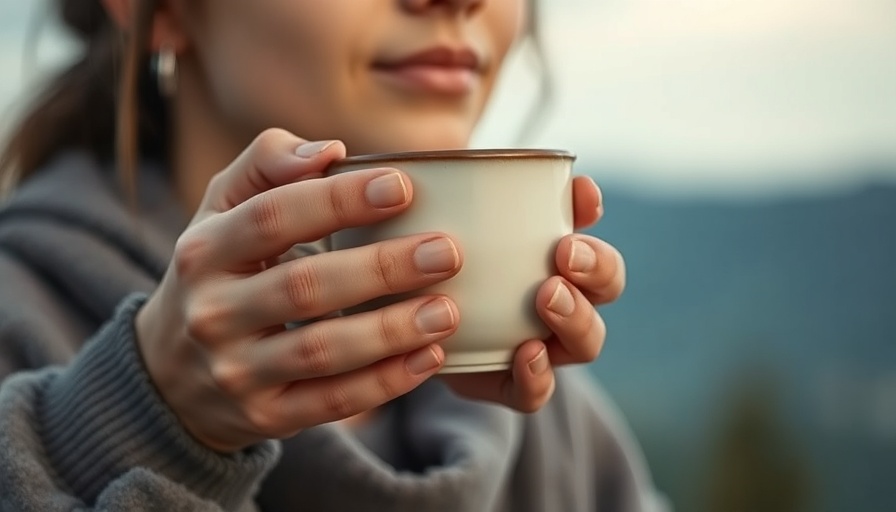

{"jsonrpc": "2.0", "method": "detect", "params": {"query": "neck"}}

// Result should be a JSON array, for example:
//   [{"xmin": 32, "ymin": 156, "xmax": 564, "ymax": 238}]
[{"xmin": 169, "ymin": 59, "xmax": 252, "ymax": 215}]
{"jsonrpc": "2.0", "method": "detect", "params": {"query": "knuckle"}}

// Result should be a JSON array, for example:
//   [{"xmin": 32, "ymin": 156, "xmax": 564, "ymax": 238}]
[
  {"xmin": 285, "ymin": 262, "xmax": 321, "ymax": 313},
  {"xmin": 573, "ymin": 312, "xmax": 605, "ymax": 362},
  {"xmin": 205, "ymin": 171, "xmax": 229, "ymax": 201},
  {"xmin": 374, "ymin": 370, "xmax": 400, "ymax": 401},
  {"xmin": 326, "ymin": 177, "xmax": 355, "ymax": 225},
  {"xmin": 593, "ymin": 262, "xmax": 615, "ymax": 290},
  {"xmin": 588, "ymin": 315, "xmax": 608, "ymax": 360},
  {"xmin": 376, "ymin": 308, "xmax": 405, "ymax": 353},
  {"xmin": 247, "ymin": 193, "xmax": 284, "ymax": 242},
  {"xmin": 519, "ymin": 381, "xmax": 555, "ymax": 414},
  {"xmin": 296, "ymin": 328, "xmax": 333, "ymax": 376},
  {"xmin": 517, "ymin": 399, "xmax": 542, "ymax": 414},
  {"xmin": 322, "ymin": 384, "xmax": 356, "ymax": 419},
  {"xmin": 580, "ymin": 342, "xmax": 601, "ymax": 362},
  {"xmin": 184, "ymin": 299, "xmax": 228, "ymax": 342},
  {"xmin": 209, "ymin": 359, "xmax": 246, "ymax": 397},
  {"xmin": 172, "ymin": 232, "xmax": 210, "ymax": 278},
  {"xmin": 371, "ymin": 245, "xmax": 405, "ymax": 294},
  {"xmin": 253, "ymin": 127, "xmax": 291, "ymax": 153},
  {"xmin": 540, "ymin": 378, "xmax": 558, "ymax": 407},
  {"xmin": 244, "ymin": 403, "xmax": 283, "ymax": 438},
  {"xmin": 611, "ymin": 249, "xmax": 627, "ymax": 295},
  {"xmin": 501, "ymin": 379, "xmax": 521, "ymax": 411},
  {"xmin": 595, "ymin": 246, "xmax": 626, "ymax": 300}
]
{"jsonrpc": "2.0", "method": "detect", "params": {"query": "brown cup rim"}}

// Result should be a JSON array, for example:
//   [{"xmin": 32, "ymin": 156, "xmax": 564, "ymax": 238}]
[{"xmin": 331, "ymin": 148, "xmax": 576, "ymax": 167}]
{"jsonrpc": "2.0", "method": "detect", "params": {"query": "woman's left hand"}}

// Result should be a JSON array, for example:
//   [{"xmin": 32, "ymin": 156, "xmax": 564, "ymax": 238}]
[{"xmin": 441, "ymin": 176, "xmax": 625, "ymax": 412}]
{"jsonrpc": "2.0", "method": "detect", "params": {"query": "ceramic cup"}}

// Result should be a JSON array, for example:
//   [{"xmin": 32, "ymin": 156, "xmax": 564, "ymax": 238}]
[{"xmin": 328, "ymin": 149, "xmax": 575, "ymax": 373}]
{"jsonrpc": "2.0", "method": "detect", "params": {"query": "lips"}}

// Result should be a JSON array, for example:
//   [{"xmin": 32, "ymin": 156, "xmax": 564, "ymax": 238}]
[
  {"xmin": 375, "ymin": 47, "xmax": 480, "ymax": 70},
  {"xmin": 372, "ymin": 46, "xmax": 483, "ymax": 96}
]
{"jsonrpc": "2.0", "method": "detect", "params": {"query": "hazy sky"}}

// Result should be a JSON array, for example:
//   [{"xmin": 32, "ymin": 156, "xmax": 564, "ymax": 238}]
[{"xmin": 2, "ymin": 0, "xmax": 895, "ymax": 196}]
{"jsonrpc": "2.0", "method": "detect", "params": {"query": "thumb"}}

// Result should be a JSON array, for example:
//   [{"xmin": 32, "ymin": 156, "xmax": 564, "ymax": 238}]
[{"xmin": 202, "ymin": 128, "xmax": 346, "ymax": 214}]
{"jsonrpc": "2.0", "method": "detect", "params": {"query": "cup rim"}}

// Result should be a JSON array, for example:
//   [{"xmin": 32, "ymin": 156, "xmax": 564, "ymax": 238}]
[{"xmin": 331, "ymin": 148, "xmax": 576, "ymax": 167}]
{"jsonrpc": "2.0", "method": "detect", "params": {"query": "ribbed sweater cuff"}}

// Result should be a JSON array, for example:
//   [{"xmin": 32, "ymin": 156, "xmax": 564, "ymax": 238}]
[{"xmin": 38, "ymin": 293, "xmax": 281, "ymax": 508}]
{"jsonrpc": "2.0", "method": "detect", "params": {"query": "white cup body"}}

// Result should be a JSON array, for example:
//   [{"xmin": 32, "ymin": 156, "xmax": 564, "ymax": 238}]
[{"xmin": 329, "ymin": 150, "xmax": 574, "ymax": 373}]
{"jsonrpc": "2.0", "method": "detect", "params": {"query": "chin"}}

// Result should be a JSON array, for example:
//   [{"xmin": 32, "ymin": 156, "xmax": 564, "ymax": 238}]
[{"xmin": 344, "ymin": 118, "xmax": 477, "ymax": 156}]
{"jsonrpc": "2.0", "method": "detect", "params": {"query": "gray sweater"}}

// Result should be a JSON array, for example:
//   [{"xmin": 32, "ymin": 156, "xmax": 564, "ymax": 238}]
[{"xmin": 0, "ymin": 153, "xmax": 668, "ymax": 511}]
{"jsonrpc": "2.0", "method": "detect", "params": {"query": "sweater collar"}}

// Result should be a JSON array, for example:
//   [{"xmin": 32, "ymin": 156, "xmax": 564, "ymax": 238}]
[
  {"xmin": 0, "ymin": 152, "xmax": 187, "ymax": 279},
  {"xmin": 0, "ymin": 152, "xmax": 187, "ymax": 321}
]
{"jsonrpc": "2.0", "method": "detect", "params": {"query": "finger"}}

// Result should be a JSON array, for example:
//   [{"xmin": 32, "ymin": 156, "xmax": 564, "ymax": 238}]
[
  {"xmin": 440, "ymin": 340, "xmax": 556, "ymax": 413},
  {"xmin": 225, "ymin": 235, "xmax": 462, "ymax": 330},
  {"xmin": 201, "ymin": 129, "xmax": 346, "ymax": 214},
  {"xmin": 536, "ymin": 276, "xmax": 607, "ymax": 366},
  {"xmin": 276, "ymin": 344, "xmax": 445, "ymax": 428},
  {"xmin": 572, "ymin": 176, "xmax": 602, "ymax": 229},
  {"xmin": 198, "ymin": 167, "xmax": 415, "ymax": 267},
  {"xmin": 245, "ymin": 296, "xmax": 458, "ymax": 388},
  {"xmin": 555, "ymin": 235, "xmax": 626, "ymax": 305}
]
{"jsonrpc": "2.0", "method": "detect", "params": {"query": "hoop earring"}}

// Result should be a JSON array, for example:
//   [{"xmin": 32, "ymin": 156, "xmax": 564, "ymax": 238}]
[{"xmin": 153, "ymin": 45, "xmax": 178, "ymax": 98}]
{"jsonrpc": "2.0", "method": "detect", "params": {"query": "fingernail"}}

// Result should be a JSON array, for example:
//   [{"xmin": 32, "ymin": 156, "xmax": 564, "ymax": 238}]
[
  {"xmin": 407, "ymin": 346, "xmax": 442, "ymax": 376},
  {"xmin": 415, "ymin": 299, "xmax": 455, "ymax": 334},
  {"xmin": 295, "ymin": 140, "xmax": 338, "ymax": 158},
  {"xmin": 569, "ymin": 239, "xmax": 596, "ymax": 273},
  {"xmin": 414, "ymin": 238, "xmax": 459, "ymax": 274},
  {"xmin": 528, "ymin": 349, "xmax": 550, "ymax": 375},
  {"xmin": 547, "ymin": 281, "xmax": 576, "ymax": 316},
  {"xmin": 366, "ymin": 172, "xmax": 408, "ymax": 208}
]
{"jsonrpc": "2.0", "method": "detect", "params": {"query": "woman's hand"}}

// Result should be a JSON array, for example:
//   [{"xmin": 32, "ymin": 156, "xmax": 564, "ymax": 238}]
[
  {"xmin": 442, "ymin": 176, "xmax": 625, "ymax": 412},
  {"xmin": 136, "ymin": 129, "xmax": 462, "ymax": 453}
]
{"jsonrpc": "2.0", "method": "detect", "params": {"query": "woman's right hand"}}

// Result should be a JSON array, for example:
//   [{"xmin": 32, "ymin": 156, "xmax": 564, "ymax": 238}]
[{"xmin": 135, "ymin": 129, "xmax": 462, "ymax": 453}]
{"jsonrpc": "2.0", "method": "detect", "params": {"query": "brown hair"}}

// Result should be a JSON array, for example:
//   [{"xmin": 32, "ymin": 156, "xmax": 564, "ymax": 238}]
[
  {"xmin": 0, "ymin": 0, "xmax": 165, "ymax": 199},
  {"xmin": 0, "ymin": 0, "xmax": 551, "ymax": 197}
]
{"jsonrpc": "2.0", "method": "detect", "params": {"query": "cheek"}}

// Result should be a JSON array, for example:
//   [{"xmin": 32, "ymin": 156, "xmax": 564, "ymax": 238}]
[
  {"xmin": 492, "ymin": 0, "xmax": 527, "ymax": 53},
  {"xmin": 478, "ymin": 0, "xmax": 527, "ymax": 97},
  {"xmin": 473, "ymin": 2, "xmax": 526, "ymax": 106},
  {"xmin": 200, "ymin": 20, "xmax": 349, "ymax": 138}
]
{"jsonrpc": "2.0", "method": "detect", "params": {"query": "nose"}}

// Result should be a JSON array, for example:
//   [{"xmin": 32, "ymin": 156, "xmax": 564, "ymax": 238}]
[{"xmin": 400, "ymin": 0, "xmax": 485, "ymax": 16}]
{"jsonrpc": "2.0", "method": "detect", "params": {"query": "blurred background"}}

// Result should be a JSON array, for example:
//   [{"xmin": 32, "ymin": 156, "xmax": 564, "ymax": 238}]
[{"xmin": 2, "ymin": 1, "xmax": 894, "ymax": 511}]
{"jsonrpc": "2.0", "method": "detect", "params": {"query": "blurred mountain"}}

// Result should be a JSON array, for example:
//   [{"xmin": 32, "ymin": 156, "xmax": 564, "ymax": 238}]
[{"xmin": 580, "ymin": 180, "xmax": 896, "ymax": 512}]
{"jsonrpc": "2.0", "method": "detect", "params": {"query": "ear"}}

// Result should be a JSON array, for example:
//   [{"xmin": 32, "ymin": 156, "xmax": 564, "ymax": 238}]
[{"xmin": 100, "ymin": 0, "xmax": 190, "ymax": 53}]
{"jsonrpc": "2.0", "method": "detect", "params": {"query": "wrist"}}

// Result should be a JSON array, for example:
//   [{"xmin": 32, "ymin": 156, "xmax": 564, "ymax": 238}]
[
  {"xmin": 134, "ymin": 286, "xmax": 257, "ymax": 454},
  {"xmin": 134, "ymin": 288, "xmax": 212, "ymax": 448}
]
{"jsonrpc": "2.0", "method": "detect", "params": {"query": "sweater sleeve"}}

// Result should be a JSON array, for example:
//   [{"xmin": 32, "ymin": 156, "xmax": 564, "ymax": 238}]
[{"xmin": 0, "ymin": 294, "xmax": 281, "ymax": 511}]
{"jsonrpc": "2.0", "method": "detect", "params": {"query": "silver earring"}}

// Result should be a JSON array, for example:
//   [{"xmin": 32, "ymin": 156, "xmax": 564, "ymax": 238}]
[{"xmin": 153, "ymin": 45, "xmax": 178, "ymax": 98}]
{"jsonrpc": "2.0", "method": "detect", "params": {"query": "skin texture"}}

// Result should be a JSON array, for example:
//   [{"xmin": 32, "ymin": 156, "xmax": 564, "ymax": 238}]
[{"xmin": 99, "ymin": 0, "xmax": 627, "ymax": 452}]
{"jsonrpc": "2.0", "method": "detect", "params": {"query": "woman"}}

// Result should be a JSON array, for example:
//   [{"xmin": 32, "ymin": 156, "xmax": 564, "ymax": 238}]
[{"xmin": 0, "ymin": 0, "xmax": 665, "ymax": 510}]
